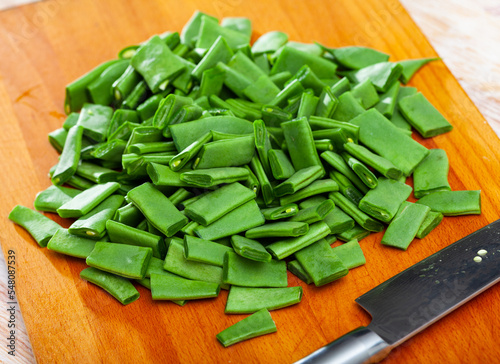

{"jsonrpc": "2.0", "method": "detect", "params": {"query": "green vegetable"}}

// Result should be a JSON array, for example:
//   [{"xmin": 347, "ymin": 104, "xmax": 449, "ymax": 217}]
[
  {"xmin": 216, "ymin": 308, "xmax": 277, "ymax": 347},
  {"xmin": 225, "ymin": 286, "xmax": 302, "ymax": 313}
]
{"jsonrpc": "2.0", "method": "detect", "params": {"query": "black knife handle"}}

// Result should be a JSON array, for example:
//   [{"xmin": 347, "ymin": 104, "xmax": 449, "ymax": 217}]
[{"xmin": 295, "ymin": 327, "xmax": 392, "ymax": 364}]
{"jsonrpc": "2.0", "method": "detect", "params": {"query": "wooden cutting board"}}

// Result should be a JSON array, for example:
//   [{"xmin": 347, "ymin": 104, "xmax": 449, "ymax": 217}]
[{"xmin": 0, "ymin": 0, "xmax": 499, "ymax": 363}]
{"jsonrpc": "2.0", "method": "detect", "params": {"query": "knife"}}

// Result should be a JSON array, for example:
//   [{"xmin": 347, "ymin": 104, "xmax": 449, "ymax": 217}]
[{"xmin": 296, "ymin": 219, "xmax": 500, "ymax": 364}]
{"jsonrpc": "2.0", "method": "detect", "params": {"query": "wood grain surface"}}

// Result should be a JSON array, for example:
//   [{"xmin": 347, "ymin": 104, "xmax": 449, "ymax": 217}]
[{"xmin": 0, "ymin": 0, "xmax": 499, "ymax": 363}]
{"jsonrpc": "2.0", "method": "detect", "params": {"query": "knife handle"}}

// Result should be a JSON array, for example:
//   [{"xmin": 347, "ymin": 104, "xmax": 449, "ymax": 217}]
[{"xmin": 295, "ymin": 327, "xmax": 391, "ymax": 364}]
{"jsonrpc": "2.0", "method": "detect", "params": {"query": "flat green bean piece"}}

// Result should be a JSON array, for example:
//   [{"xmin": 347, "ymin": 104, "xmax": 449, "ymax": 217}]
[
  {"xmin": 66, "ymin": 174, "xmax": 95, "ymax": 190},
  {"xmin": 181, "ymin": 221, "xmax": 199, "ymax": 236},
  {"xmin": 279, "ymin": 179, "xmax": 339, "ymax": 205},
  {"xmin": 129, "ymin": 142, "xmax": 177, "ymax": 155},
  {"xmin": 274, "ymin": 166, "xmax": 323, "ymax": 197},
  {"xmin": 230, "ymin": 235, "xmax": 272, "ymax": 262},
  {"xmin": 252, "ymin": 31, "xmax": 288, "ymax": 54},
  {"xmin": 153, "ymin": 94, "xmax": 193, "ymax": 132},
  {"xmin": 86, "ymin": 242, "xmax": 152, "ymax": 279},
  {"xmin": 381, "ymin": 202, "xmax": 430, "ymax": 250},
  {"xmin": 245, "ymin": 221, "xmax": 309, "ymax": 239},
  {"xmin": 57, "ymin": 182, "xmax": 120, "ymax": 218},
  {"xmin": 8, "ymin": 205, "xmax": 61, "ymax": 247},
  {"xmin": 87, "ymin": 60, "xmax": 129, "ymax": 106},
  {"xmin": 106, "ymin": 220, "xmax": 165, "ymax": 259},
  {"xmin": 108, "ymin": 109, "xmax": 140, "ymax": 136},
  {"xmin": 329, "ymin": 192, "xmax": 384, "ymax": 232},
  {"xmin": 136, "ymin": 94, "xmax": 164, "ymax": 120},
  {"xmin": 47, "ymin": 228, "xmax": 97, "ymax": 259},
  {"xmin": 185, "ymin": 182, "xmax": 255, "ymax": 226},
  {"xmin": 399, "ymin": 92, "xmax": 453, "ymax": 138},
  {"xmin": 416, "ymin": 190, "xmax": 481, "ymax": 216},
  {"xmin": 271, "ymin": 46, "xmax": 337, "ymax": 79},
  {"xmin": 180, "ymin": 167, "xmax": 249, "ymax": 187},
  {"xmin": 341, "ymin": 152, "xmax": 378, "ymax": 189},
  {"xmin": 194, "ymin": 200, "xmax": 265, "ymax": 241},
  {"xmin": 309, "ymin": 116, "xmax": 361, "ymax": 140},
  {"xmin": 413, "ymin": 149, "xmax": 451, "ymax": 198},
  {"xmin": 351, "ymin": 79, "xmax": 380, "ymax": 109},
  {"xmin": 151, "ymin": 273, "xmax": 220, "ymax": 301},
  {"xmin": 287, "ymin": 65, "xmax": 326, "ymax": 96},
  {"xmin": 311, "ymin": 128, "xmax": 351, "ymax": 153},
  {"xmin": 329, "ymin": 170, "xmax": 364, "ymax": 206},
  {"xmin": 343, "ymin": 142, "xmax": 403, "ymax": 180},
  {"xmin": 145, "ymin": 256, "xmax": 177, "ymax": 278},
  {"xmin": 180, "ymin": 11, "xmax": 219, "ymax": 47},
  {"xmin": 221, "ymin": 16, "xmax": 252, "ymax": 38},
  {"xmin": 375, "ymin": 81, "xmax": 400, "ymax": 118},
  {"xmin": 350, "ymin": 109, "xmax": 429, "ymax": 176},
  {"xmin": 170, "ymin": 131, "xmax": 212, "ymax": 171},
  {"xmin": 332, "ymin": 239, "xmax": 366, "ymax": 269},
  {"xmin": 192, "ymin": 36, "xmax": 234, "ymax": 80},
  {"xmin": 163, "ymin": 240, "xmax": 226, "ymax": 287},
  {"xmin": 121, "ymin": 80, "xmax": 150, "ymax": 110},
  {"xmin": 314, "ymin": 139, "xmax": 334, "ymax": 153},
  {"xmin": 320, "ymin": 151, "xmax": 368, "ymax": 194},
  {"xmin": 250, "ymin": 156, "xmax": 274, "ymax": 206},
  {"xmin": 323, "ymin": 206, "xmax": 355, "ymax": 235},
  {"xmin": 268, "ymin": 149, "xmax": 295, "ymax": 180},
  {"xmin": 416, "ymin": 211, "xmax": 443, "ymax": 239},
  {"xmin": 196, "ymin": 16, "xmax": 249, "ymax": 50},
  {"xmin": 112, "ymin": 65, "xmax": 142, "ymax": 103},
  {"xmin": 48, "ymin": 128, "xmax": 68, "ymax": 153},
  {"xmin": 266, "ymin": 221, "xmax": 331, "ymax": 260},
  {"xmin": 299, "ymin": 196, "xmax": 327, "ymax": 209},
  {"xmin": 225, "ymin": 286, "xmax": 302, "ymax": 314},
  {"xmin": 358, "ymin": 178, "xmax": 412, "ymax": 223},
  {"xmin": 51, "ymin": 125, "xmax": 83, "ymax": 185},
  {"xmin": 282, "ymin": 117, "xmax": 324, "ymax": 176},
  {"xmin": 287, "ymin": 260, "xmax": 313, "ymax": 284},
  {"xmin": 216, "ymin": 308, "xmax": 277, "ymax": 347},
  {"xmin": 168, "ymin": 188, "xmax": 193, "ymax": 207},
  {"xmin": 198, "ymin": 67, "xmax": 225, "ymax": 97},
  {"xmin": 323, "ymin": 45, "xmax": 389, "ymax": 69},
  {"xmin": 34, "ymin": 185, "xmax": 81, "ymax": 212},
  {"xmin": 65, "ymin": 59, "xmax": 120, "ymax": 113},
  {"xmin": 315, "ymin": 86, "xmax": 338, "ymax": 118},
  {"xmin": 77, "ymin": 103, "xmax": 113, "ymax": 142},
  {"xmin": 127, "ymin": 182, "xmax": 188, "ymax": 237},
  {"xmin": 131, "ymin": 35, "xmax": 185, "ymax": 93},
  {"xmin": 62, "ymin": 112, "xmax": 80, "ymax": 131},
  {"xmin": 337, "ymin": 224, "xmax": 371, "ymax": 242},
  {"xmin": 343, "ymin": 62, "xmax": 403, "ymax": 92},
  {"xmin": 194, "ymin": 135, "xmax": 255, "ymax": 169},
  {"xmin": 289, "ymin": 199, "xmax": 335, "ymax": 224},
  {"xmin": 69, "ymin": 195, "xmax": 124, "ymax": 239},
  {"xmin": 253, "ymin": 119, "xmax": 272, "ymax": 175},
  {"xmin": 260, "ymin": 204, "xmax": 298, "ymax": 220},
  {"xmin": 243, "ymin": 165, "xmax": 260, "ymax": 195},
  {"xmin": 295, "ymin": 239, "xmax": 348, "ymax": 287},
  {"xmin": 76, "ymin": 162, "xmax": 121, "ymax": 184},
  {"xmin": 147, "ymin": 163, "xmax": 193, "ymax": 187},
  {"xmin": 184, "ymin": 235, "xmax": 234, "ymax": 267},
  {"xmin": 397, "ymin": 57, "xmax": 439, "ymax": 84},
  {"xmin": 297, "ymin": 92, "xmax": 320, "ymax": 119},
  {"xmin": 223, "ymin": 251, "xmax": 287, "ymax": 287},
  {"xmin": 169, "ymin": 115, "xmax": 253, "ymax": 151},
  {"xmin": 80, "ymin": 267, "xmax": 140, "ymax": 305},
  {"xmin": 390, "ymin": 86, "xmax": 417, "ymax": 131},
  {"xmin": 331, "ymin": 91, "xmax": 366, "ymax": 122}
]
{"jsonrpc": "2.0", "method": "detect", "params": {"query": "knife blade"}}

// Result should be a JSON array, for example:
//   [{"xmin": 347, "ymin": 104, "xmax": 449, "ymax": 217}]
[{"xmin": 296, "ymin": 219, "xmax": 500, "ymax": 364}]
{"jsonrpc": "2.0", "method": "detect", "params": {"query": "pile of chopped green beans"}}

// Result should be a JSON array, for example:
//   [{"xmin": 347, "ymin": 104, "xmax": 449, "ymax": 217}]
[{"xmin": 9, "ymin": 11, "xmax": 482, "ymax": 347}]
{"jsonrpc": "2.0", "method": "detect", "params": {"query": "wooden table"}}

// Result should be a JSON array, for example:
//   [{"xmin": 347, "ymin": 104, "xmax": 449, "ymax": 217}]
[{"xmin": 1, "ymin": 0, "xmax": 499, "ymax": 363}]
